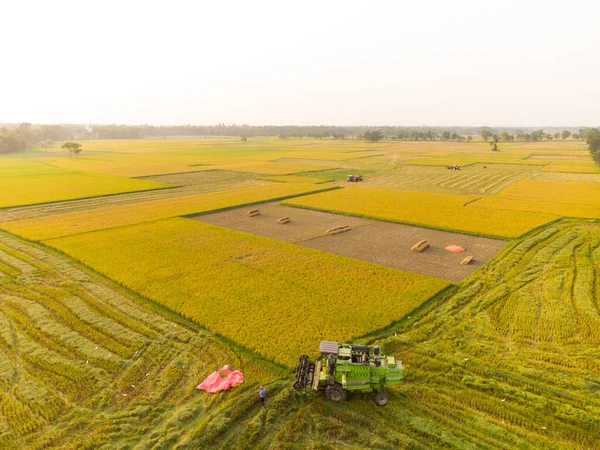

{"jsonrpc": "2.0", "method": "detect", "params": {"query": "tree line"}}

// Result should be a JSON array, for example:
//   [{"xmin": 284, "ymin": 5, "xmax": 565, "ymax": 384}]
[{"xmin": 0, "ymin": 122, "xmax": 596, "ymax": 153}]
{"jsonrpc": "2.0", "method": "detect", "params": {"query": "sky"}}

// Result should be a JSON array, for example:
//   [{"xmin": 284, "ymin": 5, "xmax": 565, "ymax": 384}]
[{"xmin": 1, "ymin": 0, "xmax": 599, "ymax": 127}]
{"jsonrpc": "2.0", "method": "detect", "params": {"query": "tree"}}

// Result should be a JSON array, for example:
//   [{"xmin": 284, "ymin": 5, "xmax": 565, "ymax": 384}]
[
  {"xmin": 585, "ymin": 128, "xmax": 600, "ymax": 166},
  {"xmin": 481, "ymin": 130, "xmax": 493, "ymax": 141},
  {"xmin": 530, "ymin": 130, "xmax": 545, "ymax": 142},
  {"xmin": 572, "ymin": 133, "xmax": 581, "ymax": 140},
  {"xmin": 394, "ymin": 130, "xmax": 407, "ymax": 140},
  {"xmin": 15, "ymin": 122, "xmax": 36, "ymax": 146},
  {"xmin": 466, "ymin": 136, "xmax": 473, "ymax": 142},
  {"xmin": 363, "ymin": 130, "xmax": 384, "ymax": 143},
  {"xmin": 561, "ymin": 130, "xmax": 571, "ymax": 140},
  {"xmin": 489, "ymin": 136, "xmax": 499, "ymax": 152},
  {"xmin": 441, "ymin": 131, "xmax": 451, "ymax": 140},
  {"xmin": 62, "ymin": 141, "xmax": 83, "ymax": 158},
  {"xmin": 407, "ymin": 130, "xmax": 419, "ymax": 141},
  {"xmin": 240, "ymin": 136, "xmax": 248, "ymax": 143},
  {"xmin": 0, "ymin": 135, "xmax": 25, "ymax": 154},
  {"xmin": 553, "ymin": 132, "xmax": 561, "ymax": 140}
]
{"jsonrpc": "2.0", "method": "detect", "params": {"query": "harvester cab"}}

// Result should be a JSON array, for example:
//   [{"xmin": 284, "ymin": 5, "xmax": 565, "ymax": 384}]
[{"xmin": 293, "ymin": 341, "xmax": 403, "ymax": 405}]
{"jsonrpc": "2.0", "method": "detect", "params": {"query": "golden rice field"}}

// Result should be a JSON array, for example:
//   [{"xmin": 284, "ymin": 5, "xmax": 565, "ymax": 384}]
[
  {"xmin": 0, "ymin": 171, "xmax": 170, "ymax": 208},
  {"xmin": 476, "ymin": 179, "xmax": 600, "ymax": 218},
  {"xmin": 284, "ymin": 187, "xmax": 559, "ymax": 238},
  {"xmin": 1, "ymin": 137, "xmax": 600, "ymax": 449},
  {"xmin": 1, "ymin": 182, "xmax": 335, "ymax": 240},
  {"xmin": 5, "ymin": 216, "xmax": 598, "ymax": 449},
  {"xmin": 0, "ymin": 231, "xmax": 282, "ymax": 449},
  {"xmin": 0, "ymin": 171, "xmax": 273, "ymax": 223},
  {"xmin": 46, "ymin": 218, "xmax": 449, "ymax": 368},
  {"xmin": 540, "ymin": 161, "xmax": 600, "ymax": 173}
]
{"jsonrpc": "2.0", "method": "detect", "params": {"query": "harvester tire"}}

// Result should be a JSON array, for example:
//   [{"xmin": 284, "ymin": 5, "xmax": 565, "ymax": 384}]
[
  {"xmin": 375, "ymin": 390, "xmax": 389, "ymax": 406},
  {"xmin": 325, "ymin": 384, "xmax": 346, "ymax": 402}
]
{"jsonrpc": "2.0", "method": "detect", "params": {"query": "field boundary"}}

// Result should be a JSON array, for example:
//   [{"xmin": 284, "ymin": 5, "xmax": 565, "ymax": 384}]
[{"xmin": 357, "ymin": 284, "xmax": 459, "ymax": 344}]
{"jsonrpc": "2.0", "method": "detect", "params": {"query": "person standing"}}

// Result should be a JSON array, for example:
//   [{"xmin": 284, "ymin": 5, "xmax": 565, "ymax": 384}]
[
  {"xmin": 258, "ymin": 386, "xmax": 267, "ymax": 406},
  {"xmin": 327, "ymin": 353, "xmax": 336, "ymax": 383}
]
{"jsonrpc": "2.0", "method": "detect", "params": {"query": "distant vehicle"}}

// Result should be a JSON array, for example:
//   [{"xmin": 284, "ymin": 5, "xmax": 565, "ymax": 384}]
[
  {"xmin": 347, "ymin": 174, "xmax": 363, "ymax": 182},
  {"xmin": 293, "ymin": 341, "xmax": 404, "ymax": 405}
]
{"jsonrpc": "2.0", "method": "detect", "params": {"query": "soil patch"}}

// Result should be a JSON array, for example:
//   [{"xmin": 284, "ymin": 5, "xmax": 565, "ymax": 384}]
[{"xmin": 193, "ymin": 203, "xmax": 506, "ymax": 283}]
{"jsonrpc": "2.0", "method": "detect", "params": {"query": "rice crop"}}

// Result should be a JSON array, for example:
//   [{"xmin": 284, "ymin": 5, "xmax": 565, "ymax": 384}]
[
  {"xmin": 284, "ymin": 187, "xmax": 558, "ymax": 238},
  {"xmin": 1, "ymin": 182, "xmax": 335, "ymax": 240},
  {"xmin": 476, "ymin": 179, "xmax": 600, "ymax": 218},
  {"xmin": 0, "ymin": 171, "xmax": 170, "ymax": 208},
  {"xmin": 540, "ymin": 161, "xmax": 600, "ymax": 174},
  {"xmin": 47, "ymin": 218, "xmax": 449, "ymax": 368},
  {"xmin": 0, "ymin": 231, "xmax": 281, "ymax": 449}
]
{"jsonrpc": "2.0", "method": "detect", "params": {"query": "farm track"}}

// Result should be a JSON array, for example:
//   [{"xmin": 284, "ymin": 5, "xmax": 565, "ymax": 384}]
[{"xmin": 0, "ymin": 170, "xmax": 269, "ymax": 222}]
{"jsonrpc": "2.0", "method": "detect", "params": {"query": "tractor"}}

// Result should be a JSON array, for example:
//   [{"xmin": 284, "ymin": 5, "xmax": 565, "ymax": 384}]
[
  {"xmin": 293, "ymin": 341, "xmax": 403, "ymax": 406},
  {"xmin": 347, "ymin": 174, "xmax": 363, "ymax": 182}
]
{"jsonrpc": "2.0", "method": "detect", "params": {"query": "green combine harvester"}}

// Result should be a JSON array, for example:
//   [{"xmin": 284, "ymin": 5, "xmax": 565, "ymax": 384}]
[{"xmin": 293, "ymin": 341, "xmax": 404, "ymax": 405}]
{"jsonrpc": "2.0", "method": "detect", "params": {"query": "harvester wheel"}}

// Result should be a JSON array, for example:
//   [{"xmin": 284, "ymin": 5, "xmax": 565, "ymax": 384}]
[
  {"xmin": 325, "ymin": 384, "xmax": 346, "ymax": 402},
  {"xmin": 375, "ymin": 390, "xmax": 389, "ymax": 406}
]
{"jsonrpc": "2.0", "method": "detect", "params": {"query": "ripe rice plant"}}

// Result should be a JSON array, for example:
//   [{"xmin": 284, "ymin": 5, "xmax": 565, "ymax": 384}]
[
  {"xmin": 284, "ymin": 187, "xmax": 559, "ymax": 238},
  {"xmin": 477, "ymin": 179, "xmax": 600, "ymax": 218},
  {"xmin": 0, "ymin": 231, "xmax": 282, "ymax": 449},
  {"xmin": 1, "ymin": 182, "xmax": 336, "ymax": 240},
  {"xmin": 47, "ymin": 218, "xmax": 449, "ymax": 367},
  {"xmin": 0, "ymin": 171, "xmax": 170, "ymax": 208},
  {"xmin": 540, "ymin": 161, "xmax": 599, "ymax": 173}
]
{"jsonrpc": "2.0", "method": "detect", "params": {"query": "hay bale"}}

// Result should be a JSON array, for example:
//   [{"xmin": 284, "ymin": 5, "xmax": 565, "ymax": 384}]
[
  {"xmin": 247, "ymin": 209, "xmax": 260, "ymax": 217},
  {"xmin": 277, "ymin": 217, "xmax": 291, "ymax": 224},
  {"xmin": 410, "ymin": 240, "xmax": 429, "ymax": 253},
  {"xmin": 326, "ymin": 225, "xmax": 351, "ymax": 235},
  {"xmin": 460, "ymin": 256, "xmax": 474, "ymax": 265}
]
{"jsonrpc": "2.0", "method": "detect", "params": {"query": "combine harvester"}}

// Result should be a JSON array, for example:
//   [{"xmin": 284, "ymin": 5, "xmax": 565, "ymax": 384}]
[{"xmin": 293, "ymin": 341, "xmax": 403, "ymax": 405}]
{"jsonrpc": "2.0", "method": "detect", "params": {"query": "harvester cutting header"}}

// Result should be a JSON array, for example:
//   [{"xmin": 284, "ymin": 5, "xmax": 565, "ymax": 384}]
[{"xmin": 293, "ymin": 341, "xmax": 403, "ymax": 405}]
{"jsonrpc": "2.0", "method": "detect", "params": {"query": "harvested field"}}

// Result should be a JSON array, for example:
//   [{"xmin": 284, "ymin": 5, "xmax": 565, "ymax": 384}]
[
  {"xmin": 362, "ymin": 163, "xmax": 539, "ymax": 195},
  {"xmin": 194, "ymin": 203, "xmax": 505, "ymax": 282},
  {"xmin": 0, "ymin": 231, "xmax": 281, "ymax": 448}
]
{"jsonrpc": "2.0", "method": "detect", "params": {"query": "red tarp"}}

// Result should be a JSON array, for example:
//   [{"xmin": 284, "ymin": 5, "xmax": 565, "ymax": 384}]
[
  {"xmin": 445, "ymin": 245, "xmax": 466, "ymax": 253},
  {"xmin": 196, "ymin": 365, "xmax": 244, "ymax": 393}
]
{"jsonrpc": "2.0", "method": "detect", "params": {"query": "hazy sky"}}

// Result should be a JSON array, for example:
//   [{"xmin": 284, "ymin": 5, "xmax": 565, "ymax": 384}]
[{"xmin": 2, "ymin": 0, "xmax": 599, "ymax": 126}]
